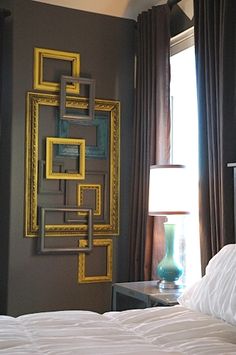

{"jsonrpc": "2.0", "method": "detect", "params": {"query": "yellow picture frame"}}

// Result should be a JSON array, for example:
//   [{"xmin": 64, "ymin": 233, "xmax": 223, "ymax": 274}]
[
  {"xmin": 77, "ymin": 184, "xmax": 102, "ymax": 216},
  {"xmin": 33, "ymin": 47, "xmax": 80, "ymax": 93},
  {"xmin": 25, "ymin": 92, "xmax": 120, "ymax": 237},
  {"xmin": 78, "ymin": 239, "xmax": 113, "ymax": 283},
  {"xmin": 46, "ymin": 137, "xmax": 85, "ymax": 180}
]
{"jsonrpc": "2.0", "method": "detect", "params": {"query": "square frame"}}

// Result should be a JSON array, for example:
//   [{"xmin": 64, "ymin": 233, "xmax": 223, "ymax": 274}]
[
  {"xmin": 33, "ymin": 48, "xmax": 80, "ymax": 93},
  {"xmin": 78, "ymin": 238, "xmax": 113, "ymax": 283},
  {"xmin": 46, "ymin": 137, "xmax": 85, "ymax": 180},
  {"xmin": 25, "ymin": 92, "xmax": 120, "ymax": 237}
]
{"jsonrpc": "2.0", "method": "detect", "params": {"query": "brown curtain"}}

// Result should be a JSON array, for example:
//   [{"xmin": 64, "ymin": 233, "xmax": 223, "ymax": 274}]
[
  {"xmin": 129, "ymin": 5, "xmax": 171, "ymax": 281},
  {"xmin": 194, "ymin": 0, "xmax": 236, "ymax": 273}
]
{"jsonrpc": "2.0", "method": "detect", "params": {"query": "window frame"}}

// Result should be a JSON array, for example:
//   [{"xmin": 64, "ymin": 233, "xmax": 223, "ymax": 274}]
[{"xmin": 170, "ymin": 27, "xmax": 194, "ymax": 56}]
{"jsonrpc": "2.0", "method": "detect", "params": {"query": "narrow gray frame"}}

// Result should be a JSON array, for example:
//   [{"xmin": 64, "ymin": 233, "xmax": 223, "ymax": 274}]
[
  {"xmin": 60, "ymin": 76, "xmax": 95, "ymax": 121},
  {"xmin": 38, "ymin": 206, "xmax": 93, "ymax": 255}
]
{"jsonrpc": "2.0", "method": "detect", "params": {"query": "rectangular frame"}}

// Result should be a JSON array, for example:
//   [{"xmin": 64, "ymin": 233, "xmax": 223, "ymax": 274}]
[
  {"xmin": 25, "ymin": 92, "xmax": 120, "ymax": 237},
  {"xmin": 34, "ymin": 48, "xmax": 80, "ymax": 93},
  {"xmin": 39, "ymin": 207, "xmax": 93, "ymax": 255},
  {"xmin": 78, "ymin": 238, "xmax": 113, "ymax": 283},
  {"xmin": 46, "ymin": 137, "xmax": 85, "ymax": 180},
  {"xmin": 60, "ymin": 76, "xmax": 95, "ymax": 121},
  {"xmin": 58, "ymin": 115, "xmax": 108, "ymax": 159},
  {"xmin": 77, "ymin": 184, "xmax": 102, "ymax": 216}
]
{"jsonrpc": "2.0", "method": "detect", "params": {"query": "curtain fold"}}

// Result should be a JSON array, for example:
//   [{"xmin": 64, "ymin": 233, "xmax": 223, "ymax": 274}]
[
  {"xmin": 129, "ymin": 5, "xmax": 171, "ymax": 281},
  {"xmin": 194, "ymin": 0, "xmax": 236, "ymax": 272}
]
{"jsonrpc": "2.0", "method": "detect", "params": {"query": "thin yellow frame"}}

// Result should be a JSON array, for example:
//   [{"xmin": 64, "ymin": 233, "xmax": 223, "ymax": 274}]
[
  {"xmin": 77, "ymin": 184, "xmax": 101, "ymax": 216},
  {"xmin": 25, "ymin": 92, "xmax": 120, "ymax": 237},
  {"xmin": 33, "ymin": 48, "xmax": 80, "ymax": 93},
  {"xmin": 46, "ymin": 137, "xmax": 85, "ymax": 180},
  {"xmin": 78, "ymin": 239, "xmax": 113, "ymax": 283}
]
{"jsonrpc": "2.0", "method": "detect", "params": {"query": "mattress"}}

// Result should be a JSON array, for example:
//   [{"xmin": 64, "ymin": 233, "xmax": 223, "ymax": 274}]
[{"xmin": 0, "ymin": 306, "xmax": 236, "ymax": 354}]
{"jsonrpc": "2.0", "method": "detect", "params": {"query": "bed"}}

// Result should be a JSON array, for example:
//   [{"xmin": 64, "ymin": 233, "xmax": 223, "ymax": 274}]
[{"xmin": 0, "ymin": 244, "xmax": 236, "ymax": 354}]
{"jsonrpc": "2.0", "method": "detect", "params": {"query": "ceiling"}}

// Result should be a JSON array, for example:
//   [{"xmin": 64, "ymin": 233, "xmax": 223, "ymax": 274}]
[{"xmin": 32, "ymin": 0, "xmax": 193, "ymax": 20}]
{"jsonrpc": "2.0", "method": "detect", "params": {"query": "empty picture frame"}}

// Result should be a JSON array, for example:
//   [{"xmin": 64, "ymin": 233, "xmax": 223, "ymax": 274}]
[
  {"xmin": 58, "ymin": 116, "xmax": 108, "ymax": 159},
  {"xmin": 77, "ymin": 184, "xmax": 102, "ymax": 216},
  {"xmin": 33, "ymin": 48, "xmax": 80, "ymax": 93},
  {"xmin": 38, "ymin": 207, "xmax": 93, "ymax": 254},
  {"xmin": 78, "ymin": 238, "xmax": 113, "ymax": 283},
  {"xmin": 25, "ymin": 92, "xmax": 120, "ymax": 237},
  {"xmin": 60, "ymin": 76, "xmax": 95, "ymax": 121},
  {"xmin": 46, "ymin": 137, "xmax": 85, "ymax": 180}
]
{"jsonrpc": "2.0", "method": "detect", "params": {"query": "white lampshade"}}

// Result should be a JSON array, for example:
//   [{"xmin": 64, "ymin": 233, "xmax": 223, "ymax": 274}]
[{"xmin": 148, "ymin": 165, "xmax": 189, "ymax": 215}]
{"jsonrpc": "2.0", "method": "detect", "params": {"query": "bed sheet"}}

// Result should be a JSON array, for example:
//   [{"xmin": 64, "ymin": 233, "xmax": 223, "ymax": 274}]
[
  {"xmin": 0, "ymin": 306, "xmax": 235, "ymax": 354},
  {"xmin": 105, "ymin": 305, "xmax": 236, "ymax": 354}
]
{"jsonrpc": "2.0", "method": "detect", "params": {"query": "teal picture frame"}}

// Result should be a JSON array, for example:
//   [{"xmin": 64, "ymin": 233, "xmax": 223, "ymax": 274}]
[{"xmin": 57, "ymin": 114, "xmax": 108, "ymax": 159}]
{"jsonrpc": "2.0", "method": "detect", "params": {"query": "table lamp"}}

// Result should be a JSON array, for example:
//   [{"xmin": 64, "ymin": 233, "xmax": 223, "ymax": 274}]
[{"xmin": 148, "ymin": 164, "xmax": 189, "ymax": 289}]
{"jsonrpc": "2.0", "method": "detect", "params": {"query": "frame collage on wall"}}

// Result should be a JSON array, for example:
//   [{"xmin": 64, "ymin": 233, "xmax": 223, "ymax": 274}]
[{"xmin": 25, "ymin": 48, "xmax": 120, "ymax": 283}]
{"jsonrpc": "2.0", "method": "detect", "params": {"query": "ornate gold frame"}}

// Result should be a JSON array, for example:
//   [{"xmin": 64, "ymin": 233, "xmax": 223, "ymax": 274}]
[
  {"xmin": 78, "ymin": 239, "xmax": 113, "ymax": 283},
  {"xmin": 46, "ymin": 137, "xmax": 85, "ymax": 180},
  {"xmin": 25, "ymin": 92, "xmax": 120, "ymax": 237},
  {"xmin": 33, "ymin": 48, "xmax": 80, "ymax": 93},
  {"xmin": 77, "ymin": 184, "xmax": 101, "ymax": 216}
]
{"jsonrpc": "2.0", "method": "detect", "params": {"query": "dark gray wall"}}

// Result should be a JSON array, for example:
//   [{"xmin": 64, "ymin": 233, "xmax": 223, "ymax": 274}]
[{"xmin": 0, "ymin": 0, "xmax": 135, "ymax": 316}]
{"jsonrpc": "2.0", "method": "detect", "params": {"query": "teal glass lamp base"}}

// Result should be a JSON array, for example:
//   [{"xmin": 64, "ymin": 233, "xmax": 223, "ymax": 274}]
[
  {"xmin": 158, "ymin": 279, "xmax": 183, "ymax": 290},
  {"xmin": 157, "ymin": 222, "xmax": 183, "ymax": 290}
]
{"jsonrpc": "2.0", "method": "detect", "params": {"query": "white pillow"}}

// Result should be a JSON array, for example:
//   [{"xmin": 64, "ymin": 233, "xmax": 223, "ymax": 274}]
[{"xmin": 178, "ymin": 244, "xmax": 236, "ymax": 325}]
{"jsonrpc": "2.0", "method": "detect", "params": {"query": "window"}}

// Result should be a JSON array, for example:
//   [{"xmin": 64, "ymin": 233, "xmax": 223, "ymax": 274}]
[{"xmin": 170, "ymin": 28, "xmax": 201, "ymax": 286}]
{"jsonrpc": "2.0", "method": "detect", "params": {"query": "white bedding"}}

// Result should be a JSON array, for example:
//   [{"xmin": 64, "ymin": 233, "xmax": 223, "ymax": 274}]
[{"xmin": 0, "ymin": 306, "xmax": 236, "ymax": 354}]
